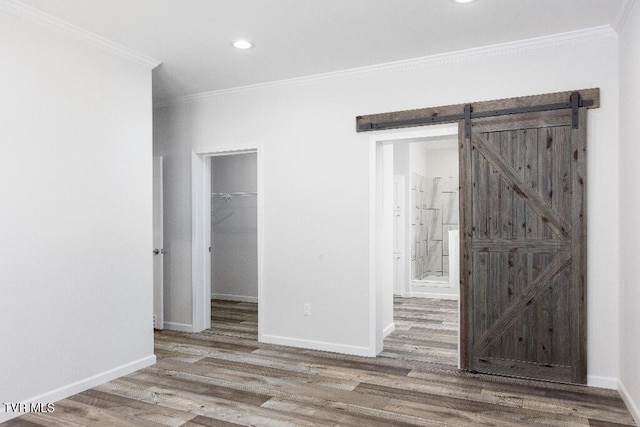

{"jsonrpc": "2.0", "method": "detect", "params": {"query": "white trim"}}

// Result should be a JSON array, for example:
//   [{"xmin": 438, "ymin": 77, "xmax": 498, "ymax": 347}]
[
  {"xmin": 212, "ymin": 293, "xmax": 259, "ymax": 304},
  {"xmin": 261, "ymin": 334, "xmax": 372, "ymax": 357},
  {"xmin": 368, "ymin": 126, "xmax": 460, "ymax": 144},
  {"xmin": 368, "ymin": 140, "xmax": 378, "ymax": 357},
  {"xmin": 191, "ymin": 152, "xmax": 212, "ymax": 332},
  {"xmin": 410, "ymin": 292, "xmax": 460, "ymax": 301},
  {"xmin": 587, "ymin": 375, "xmax": 618, "ymax": 390},
  {"xmin": 153, "ymin": 156, "xmax": 164, "ymax": 330},
  {"xmin": 163, "ymin": 321, "xmax": 195, "ymax": 332},
  {"xmin": 0, "ymin": 355, "xmax": 155, "ymax": 423},
  {"xmin": 619, "ymin": 379, "xmax": 640, "ymax": 426},
  {"xmin": 383, "ymin": 323, "xmax": 396, "ymax": 339},
  {"xmin": 614, "ymin": 0, "xmax": 637, "ymax": 33},
  {"xmin": 191, "ymin": 145, "xmax": 264, "ymax": 337},
  {"xmin": 256, "ymin": 147, "xmax": 265, "ymax": 341},
  {"xmin": 0, "ymin": 0, "xmax": 160, "ymax": 69},
  {"xmin": 155, "ymin": 26, "xmax": 615, "ymax": 108}
]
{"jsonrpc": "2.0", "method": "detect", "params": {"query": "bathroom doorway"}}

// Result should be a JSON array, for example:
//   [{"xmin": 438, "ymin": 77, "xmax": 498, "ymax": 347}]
[{"xmin": 374, "ymin": 125, "xmax": 461, "ymax": 367}]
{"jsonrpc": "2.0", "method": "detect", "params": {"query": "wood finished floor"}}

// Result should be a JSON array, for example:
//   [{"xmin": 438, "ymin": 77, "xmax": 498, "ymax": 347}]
[
  {"xmin": 4, "ymin": 298, "xmax": 636, "ymax": 426},
  {"xmin": 380, "ymin": 297, "xmax": 458, "ymax": 367}
]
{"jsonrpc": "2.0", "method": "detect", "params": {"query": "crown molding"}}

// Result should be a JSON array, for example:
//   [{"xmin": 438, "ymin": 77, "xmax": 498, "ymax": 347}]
[
  {"xmin": 0, "ymin": 0, "xmax": 161, "ymax": 69},
  {"xmin": 614, "ymin": 0, "xmax": 636, "ymax": 33},
  {"xmin": 154, "ymin": 25, "xmax": 616, "ymax": 109}
]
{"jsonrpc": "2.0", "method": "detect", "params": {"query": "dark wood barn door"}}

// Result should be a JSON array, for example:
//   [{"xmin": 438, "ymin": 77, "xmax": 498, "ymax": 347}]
[{"xmin": 459, "ymin": 108, "xmax": 587, "ymax": 384}]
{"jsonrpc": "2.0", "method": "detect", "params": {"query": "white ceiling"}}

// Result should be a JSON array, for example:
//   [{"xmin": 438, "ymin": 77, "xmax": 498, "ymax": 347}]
[{"xmin": 16, "ymin": 0, "xmax": 629, "ymax": 102}]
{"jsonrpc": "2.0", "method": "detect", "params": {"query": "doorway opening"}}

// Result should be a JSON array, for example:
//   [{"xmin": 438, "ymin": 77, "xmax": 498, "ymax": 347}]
[
  {"xmin": 191, "ymin": 147, "xmax": 263, "ymax": 336},
  {"xmin": 371, "ymin": 125, "xmax": 460, "ymax": 367},
  {"xmin": 210, "ymin": 151, "xmax": 258, "ymax": 298}
]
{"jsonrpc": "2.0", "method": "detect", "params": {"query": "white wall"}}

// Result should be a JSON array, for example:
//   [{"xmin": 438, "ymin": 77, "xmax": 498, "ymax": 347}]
[
  {"xmin": 410, "ymin": 142, "xmax": 459, "ymax": 179},
  {"xmin": 618, "ymin": 1, "xmax": 640, "ymax": 422},
  {"xmin": 211, "ymin": 153, "xmax": 258, "ymax": 301},
  {"xmin": 154, "ymin": 33, "xmax": 620, "ymax": 381},
  {"xmin": 0, "ymin": 8, "xmax": 155, "ymax": 421}
]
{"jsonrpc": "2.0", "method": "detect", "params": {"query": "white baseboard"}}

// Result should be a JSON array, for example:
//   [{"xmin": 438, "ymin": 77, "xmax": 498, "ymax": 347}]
[
  {"xmin": 163, "ymin": 321, "xmax": 194, "ymax": 332},
  {"xmin": 0, "ymin": 355, "xmax": 156, "ymax": 423},
  {"xmin": 587, "ymin": 375, "xmax": 618, "ymax": 390},
  {"xmin": 212, "ymin": 293, "xmax": 258, "ymax": 303},
  {"xmin": 410, "ymin": 291, "xmax": 459, "ymax": 300},
  {"xmin": 393, "ymin": 291, "xmax": 412, "ymax": 298},
  {"xmin": 383, "ymin": 322, "xmax": 396, "ymax": 338},
  {"xmin": 619, "ymin": 379, "xmax": 640, "ymax": 426},
  {"xmin": 260, "ymin": 334, "xmax": 373, "ymax": 357}
]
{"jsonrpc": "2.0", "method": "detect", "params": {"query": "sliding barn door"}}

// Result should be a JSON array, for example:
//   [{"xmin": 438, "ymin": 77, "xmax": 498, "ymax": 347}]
[{"xmin": 460, "ymin": 108, "xmax": 586, "ymax": 384}]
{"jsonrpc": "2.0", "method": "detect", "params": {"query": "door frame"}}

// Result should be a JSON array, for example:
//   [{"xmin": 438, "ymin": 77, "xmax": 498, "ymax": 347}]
[
  {"xmin": 191, "ymin": 145, "xmax": 264, "ymax": 335},
  {"xmin": 153, "ymin": 156, "xmax": 164, "ymax": 329},
  {"xmin": 369, "ymin": 124, "xmax": 459, "ymax": 359}
]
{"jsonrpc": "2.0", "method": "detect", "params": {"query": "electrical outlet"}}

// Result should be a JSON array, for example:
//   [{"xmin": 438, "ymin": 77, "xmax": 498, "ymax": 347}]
[
  {"xmin": 153, "ymin": 314, "xmax": 157, "ymax": 329},
  {"xmin": 303, "ymin": 303, "xmax": 311, "ymax": 316}
]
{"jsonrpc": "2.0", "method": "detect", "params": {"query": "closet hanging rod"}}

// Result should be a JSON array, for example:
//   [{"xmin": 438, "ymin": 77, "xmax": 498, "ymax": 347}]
[{"xmin": 211, "ymin": 191, "xmax": 257, "ymax": 197}]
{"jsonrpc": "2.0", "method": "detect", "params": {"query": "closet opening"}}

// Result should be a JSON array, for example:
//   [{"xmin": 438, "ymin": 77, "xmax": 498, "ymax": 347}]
[
  {"xmin": 210, "ymin": 152, "xmax": 259, "ymax": 327},
  {"xmin": 191, "ymin": 146, "xmax": 263, "ymax": 334}
]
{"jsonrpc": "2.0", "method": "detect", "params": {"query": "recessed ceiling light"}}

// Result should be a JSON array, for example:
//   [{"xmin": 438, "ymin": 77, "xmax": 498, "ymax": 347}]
[
  {"xmin": 453, "ymin": 0, "xmax": 476, "ymax": 3},
  {"xmin": 232, "ymin": 40, "xmax": 254, "ymax": 49}
]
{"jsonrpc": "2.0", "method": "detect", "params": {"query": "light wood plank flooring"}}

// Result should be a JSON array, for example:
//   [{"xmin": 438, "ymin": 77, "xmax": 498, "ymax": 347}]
[
  {"xmin": 381, "ymin": 297, "xmax": 458, "ymax": 367},
  {"xmin": 4, "ymin": 299, "xmax": 636, "ymax": 426}
]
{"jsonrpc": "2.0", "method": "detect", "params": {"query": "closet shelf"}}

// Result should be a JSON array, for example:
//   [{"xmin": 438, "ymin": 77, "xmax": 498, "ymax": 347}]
[{"xmin": 211, "ymin": 191, "xmax": 257, "ymax": 198}]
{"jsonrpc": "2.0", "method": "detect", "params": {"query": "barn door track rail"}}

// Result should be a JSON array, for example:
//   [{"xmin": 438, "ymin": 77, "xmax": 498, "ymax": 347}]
[{"xmin": 356, "ymin": 88, "xmax": 599, "ymax": 135}]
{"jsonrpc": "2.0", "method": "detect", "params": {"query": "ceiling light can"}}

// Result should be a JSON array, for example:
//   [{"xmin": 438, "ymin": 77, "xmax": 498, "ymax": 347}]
[{"xmin": 232, "ymin": 40, "xmax": 254, "ymax": 49}]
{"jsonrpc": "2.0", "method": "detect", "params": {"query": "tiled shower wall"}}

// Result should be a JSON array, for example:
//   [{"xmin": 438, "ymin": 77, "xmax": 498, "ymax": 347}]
[{"xmin": 411, "ymin": 173, "xmax": 459, "ymax": 279}]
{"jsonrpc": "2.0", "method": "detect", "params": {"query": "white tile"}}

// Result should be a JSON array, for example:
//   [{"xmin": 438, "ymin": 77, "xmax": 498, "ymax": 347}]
[
  {"xmin": 426, "ymin": 240, "xmax": 443, "ymax": 273},
  {"xmin": 426, "ymin": 209, "xmax": 443, "ymax": 241},
  {"xmin": 426, "ymin": 177, "xmax": 442, "ymax": 209},
  {"xmin": 442, "ymin": 192, "xmax": 459, "ymax": 225}
]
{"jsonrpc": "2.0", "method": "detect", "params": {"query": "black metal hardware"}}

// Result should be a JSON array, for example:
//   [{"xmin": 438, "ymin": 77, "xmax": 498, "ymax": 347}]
[
  {"xmin": 464, "ymin": 104, "xmax": 472, "ymax": 139},
  {"xmin": 570, "ymin": 91, "xmax": 581, "ymax": 129},
  {"xmin": 361, "ymin": 112, "xmax": 466, "ymax": 131},
  {"xmin": 357, "ymin": 94, "xmax": 594, "ymax": 132}
]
